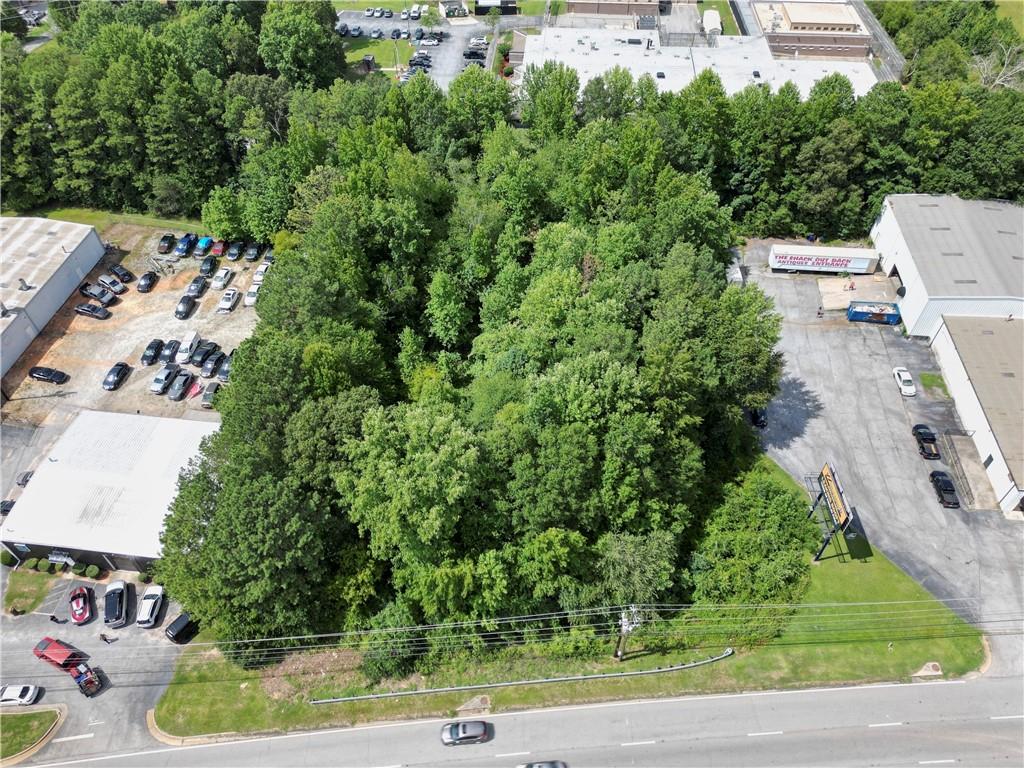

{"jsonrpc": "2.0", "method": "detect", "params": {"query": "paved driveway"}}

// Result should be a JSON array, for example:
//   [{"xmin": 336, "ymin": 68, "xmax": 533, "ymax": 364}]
[
  {"xmin": 1, "ymin": 575, "xmax": 183, "ymax": 764},
  {"xmin": 745, "ymin": 242, "xmax": 1024, "ymax": 678}
]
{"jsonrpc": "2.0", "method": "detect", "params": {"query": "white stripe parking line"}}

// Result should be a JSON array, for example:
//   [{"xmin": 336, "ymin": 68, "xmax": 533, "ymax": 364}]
[
  {"xmin": 52, "ymin": 734, "xmax": 95, "ymax": 744},
  {"xmin": 868, "ymin": 722, "xmax": 903, "ymax": 728},
  {"xmin": 495, "ymin": 752, "xmax": 530, "ymax": 757},
  {"xmin": 621, "ymin": 740, "xmax": 656, "ymax": 747},
  {"xmin": 919, "ymin": 761, "xmax": 955, "ymax": 765},
  {"xmin": 748, "ymin": 731, "xmax": 783, "ymax": 736},
  {"xmin": 990, "ymin": 714, "xmax": 1024, "ymax": 720}
]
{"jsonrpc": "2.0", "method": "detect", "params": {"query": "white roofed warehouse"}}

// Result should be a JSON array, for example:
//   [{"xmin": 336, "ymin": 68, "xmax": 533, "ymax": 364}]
[
  {"xmin": 1, "ymin": 217, "xmax": 105, "ymax": 378},
  {"xmin": 0, "ymin": 411, "xmax": 218, "ymax": 571}
]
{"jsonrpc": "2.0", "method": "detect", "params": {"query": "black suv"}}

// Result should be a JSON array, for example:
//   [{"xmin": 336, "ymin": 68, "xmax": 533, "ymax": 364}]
[
  {"xmin": 141, "ymin": 339, "xmax": 164, "ymax": 366},
  {"xmin": 913, "ymin": 424, "xmax": 941, "ymax": 460},
  {"xmin": 929, "ymin": 471, "xmax": 960, "ymax": 508},
  {"xmin": 200, "ymin": 255, "xmax": 218, "ymax": 278},
  {"xmin": 463, "ymin": 49, "xmax": 486, "ymax": 60}
]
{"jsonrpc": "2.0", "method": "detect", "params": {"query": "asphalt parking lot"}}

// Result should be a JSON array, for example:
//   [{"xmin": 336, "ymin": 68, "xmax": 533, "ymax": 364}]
[
  {"xmin": 1, "ymin": 231, "xmax": 259, "ymax": 432},
  {"xmin": 745, "ymin": 240, "xmax": 1024, "ymax": 679},
  {"xmin": 0, "ymin": 572, "xmax": 184, "ymax": 762}
]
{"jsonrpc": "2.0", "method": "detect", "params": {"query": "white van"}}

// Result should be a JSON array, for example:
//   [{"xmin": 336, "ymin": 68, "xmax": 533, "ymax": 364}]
[
  {"xmin": 176, "ymin": 330, "xmax": 200, "ymax": 364},
  {"xmin": 410, "ymin": 4, "xmax": 421, "ymax": 18}
]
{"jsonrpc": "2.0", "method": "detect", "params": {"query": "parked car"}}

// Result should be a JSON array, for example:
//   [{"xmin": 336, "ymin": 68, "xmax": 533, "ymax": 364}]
[
  {"xmin": 159, "ymin": 340, "xmax": 181, "ymax": 365},
  {"xmin": 15, "ymin": 471, "xmax": 33, "ymax": 487},
  {"xmin": 75, "ymin": 303, "xmax": 111, "ymax": 320},
  {"xmin": 390, "ymin": 27, "xmax": 401, "ymax": 38},
  {"xmin": 463, "ymin": 49, "xmax": 486, "ymax": 59},
  {"xmin": 97, "ymin": 274, "xmax": 127, "ymax": 295},
  {"xmin": 201, "ymin": 381, "xmax": 221, "ymax": 408},
  {"xmin": 371, "ymin": 27, "xmax": 383, "ymax": 38},
  {"xmin": 175, "ymin": 295, "xmax": 197, "ymax": 320},
  {"xmin": 200, "ymin": 255, "xmax": 218, "ymax": 278},
  {"xmin": 350, "ymin": 24, "xmax": 362, "ymax": 35},
  {"xmin": 68, "ymin": 586, "xmax": 93, "ymax": 625},
  {"xmin": 913, "ymin": 424, "xmax": 941, "ymax": 460},
  {"xmin": 165, "ymin": 612, "xmax": 199, "ymax": 644},
  {"xmin": 336, "ymin": 21, "xmax": 349, "ymax": 35},
  {"xmin": 109, "ymin": 264, "xmax": 133, "ymax": 283},
  {"xmin": 364, "ymin": 6, "xmax": 374, "ymax": 15},
  {"xmin": 0, "ymin": 685, "xmax": 40, "ymax": 707},
  {"xmin": 263, "ymin": 248, "xmax": 275, "ymax": 263},
  {"xmin": 150, "ymin": 364, "xmax": 179, "ymax": 394},
  {"xmin": 401, "ymin": 28, "xmax": 410, "ymax": 38},
  {"xmin": 226, "ymin": 241, "xmax": 244, "ymax": 261},
  {"xmin": 420, "ymin": 37, "xmax": 438, "ymax": 45},
  {"xmin": 373, "ymin": 6, "xmax": 385, "ymax": 16},
  {"xmin": 137, "ymin": 585, "xmax": 165, "ymax": 628},
  {"xmin": 470, "ymin": 36, "xmax": 489, "ymax": 46},
  {"xmin": 414, "ymin": 26, "xmax": 424, "ymax": 39},
  {"xmin": 211, "ymin": 267, "xmax": 233, "ymax": 291},
  {"xmin": 157, "ymin": 233, "xmax": 176, "ymax": 254},
  {"xmin": 186, "ymin": 275, "xmax": 207, "ymax": 297},
  {"xmin": 519, "ymin": 763, "xmax": 568, "ymax": 768},
  {"xmin": 243, "ymin": 242, "xmax": 262, "ymax": 262},
  {"xmin": 210, "ymin": 240, "xmax": 227, "ymax": 257},
  {"xmin": 79, "ymin": 282, "xmax": 116, "ymax": 306},
  {"xmin": 929, "ymin": 471, "xmax": 960, "ymax": 508},
  {"xmin": 384, "ymin": 7, "xmax": 393, "ymax": 16},
  {"xmin": 201, "ymin": 351, "xmax": 226, "ymax": 378},
  {"xmin": 174, "ymin": 233, "xmax": 197, "ymax": 257},
  {"xmin": 32, "ymin": 638, "xmax": 103, "ymax": 697},
  {"xmin": 104, "ymin": 581, "xmax": 129, "ymax": 628},
  {"xmin": 0, "ymin": 500, "xmax": 14, "ymax": 517},
  {"xmin": 892, "ymin": 366, "xmax": 917, "ymax": 397},
  {"xmin": 167, "ymin": 370, "xmax": 194, "ymax": 401},
  {"xmin": 243, "ymin": 283, "xmax": 261, "ymax": 307},
  {"xmin": 137, "ymin": 271, "xmax": 159, "ymax": 292},
  {"xmin": 253, "ymin": 261, "xmax": 272, "ymax": 284},
  {"xmin": 193, "ymin": 236, "xmax": 214, "ymax": 257},
  {"xmin": 141, "ymin": 339, "xmax": 163, "ymax": 366},
  {"xmin": 102, "ymin": 362, "xmax": 130, "ymax": 391},
  {"xmin": 217, "ymin": 350, "xmax": 234, "ymax": 383},
  {"xmin": 217, "ymin": 288, "xmax": 240, "ymax": 313},
  {"xmin": 441, "ymin": 721, "xmax": 490, "ymax": 745},
  {"xmin": 190, "ymin": 340, "xmax": 219, "ymax": 367},
  {"xmin": 177, "ymin": 331, "xmax": 200, "ymax": 363},
  {"xmin": 401, "ymin": 8, "xmax": 409, "ymax": 19},
  {"xmin": 29, "ymin": 366, "xmax": 69, "ymax": 384}
]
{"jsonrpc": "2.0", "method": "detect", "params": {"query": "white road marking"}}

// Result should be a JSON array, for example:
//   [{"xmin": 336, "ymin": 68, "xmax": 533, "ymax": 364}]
[
  {"xmin": 990, "ymin": 714, "xmax": 1024, "ymax": 720},
  {"xmin": 52, "ymin": 734, "xmax": 95, "ymax": 743},
  {"xmin": 747, "ymin": 731, "xmax": 783, "ymax": 736},
  {"xmin": 919, "ymin": 761, "xmax": 955, "ymax": 765},
  {"xmin": 868, "ymin": 722, "xmax": 903, "ymax": 728},
  {"xmin": 30, "ymin": 679, "xmax": 972, "ymax": 767},
  {"xmin": 495, "ymin": 752, "xmax": 530, "ymax": 757},
  {"xmin": 87, "ymin": 721, "xmax": 104, "ymax": 726},
  {"xmin": 621, "ymin": 740, "xmax": 656, "ymax": 747}
]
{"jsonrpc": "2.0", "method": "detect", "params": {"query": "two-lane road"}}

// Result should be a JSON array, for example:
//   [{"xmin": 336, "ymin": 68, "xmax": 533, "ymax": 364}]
[{"xmin": 34, "ymin": 676, "xmax": 1023, "ymax": 767}]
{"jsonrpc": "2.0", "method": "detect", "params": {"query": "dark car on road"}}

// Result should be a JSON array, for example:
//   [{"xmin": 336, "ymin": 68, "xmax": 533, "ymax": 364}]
[
  {"xmin": 167, "ymin": 370, "xmax": 194, "ymax": 401},
  {"xmin": 109, "ymin": 264, "xmax": 133, "ymax": 283},
  {"xmin": 200, "ymin": 255, "xmax": 218, "ymax": 278},
  {"xmin": 104, "ymin": 580, "xmax": 129, "ymax": 628},
  {"xmin": 79, "ymin": 282, "xmax": 116, "ymax": 306},
  {"xmin": 243, "ymin": 242, "xmax": 262, "ymax": 262},
  {"xmin": 226, "ymin": 241, "xmax": 244, "ymax": 261},
  {"xmin": 102, "ymin": 362, "xmax": 130, "ymax": 391},
  {"xmin": 441, "ymin": 721, "xmax": 489, "ymax": 745},
  {"xmin": 913, "ymin": 424, "xmax": 941, "ymax": 460},
  {"xmin": 141, "ymin": 339, "xmax": 163, "ymax": 366},
  {"xmin": 201, "ymin": 351, "xmax": 226, "ymax": 378},
  {"xmin": 175, "ymin": 295, "xmax": 197, "ymax": 320},
  {"xmin": 186, "ymin": 275, "xmax": 207, "ymax": 298},
  {"xmin": 159, "ymin": 339, "xmax": 180, "ymax": 364},
  {"xmin": 137, "ymin": 271, "xmax": 159, "ymax": 293},
  {"xmin": 29, "ymin": 367, "xmax": 69, "ymax": 384},
  {"xmin": 190, "ymin": 340, "xmax": 219, "ymax": 367},
  {"xmin": 929, "ymin": 470, "xmax": 960, "ymax": 508},
  {"xmin": 74, "ymin": 303, "xmax": 111, "ymax": 320},
  {"xmin": 158, "ymin": 233, "xmax": 176, "ymax": 254}
]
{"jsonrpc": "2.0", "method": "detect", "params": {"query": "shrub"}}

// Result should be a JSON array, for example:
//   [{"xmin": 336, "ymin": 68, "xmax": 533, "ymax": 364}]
[
  {"xmin": 138, "ymin": 571, "xmax": 152, "ymax": 584},
  {"xmin": 503, "ymin": 65, "xmax": 514, "ymax": 77},
  {"xmin": 35, "ymin": 559, "xmax": 50, "ymax": 572},
  {"xmin": 498, "ymin": 41, "xmax": 511, "ymax": 58},
  {"xmin": 0, "ymin": 551, "xmax": 17, "ymax": 567},
  {"xmin": 71, "ymin": 563, "xmax": 87, "ymax": 576},
  {"xmin": 85, "ymin": 564, "xmax": 100, "ymax": 579},
  {"xmin": 48, "ymin": 560, "xmax": 65, "ymax": 573},
  {"xmin": 23, "ymin": 558, "xmax": 38, "ymax": 570}
]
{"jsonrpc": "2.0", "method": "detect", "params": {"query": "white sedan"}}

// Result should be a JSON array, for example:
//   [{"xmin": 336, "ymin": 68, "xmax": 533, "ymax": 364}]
[
  {"xmin": 217, "ymin": 288, "xmax": 240, "ymax": 313},
  {"xmin": 0, "ymin": 685, "xmax": 39, "ymax": 706},
  {"xmin": 211, "ymin": 267, "xmax": 233, "ymax": 291},
  {"xmin": 253, "ymin": 261, "xmax": 271, "ymax": 285},
  {"xmin": 420, "ymin": 38, "xmax": 439, "ymax": 46},
  {"xmin": 243, "ymin": 283, "xmax": 261, "ymax": 307},
  {"xmin": 136, "ymin": 585, "xmax": 165, "ymax": 628},
  {"xmin": 892, "ymin": 366, "xmax": 917, "ymax": 397}
]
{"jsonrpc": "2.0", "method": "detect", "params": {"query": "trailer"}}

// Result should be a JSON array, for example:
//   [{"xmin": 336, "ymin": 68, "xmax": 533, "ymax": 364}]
[
  {"xmin": 69, "ymin": 662, "xmax": 103, "ymax": 696},
  {"xmin": 769, "ymin": 245, "xmax": 878, "ymax": 274},
  {"xmin": 847, "ymin": 301, "xmax": 901, "ymax": 325}
]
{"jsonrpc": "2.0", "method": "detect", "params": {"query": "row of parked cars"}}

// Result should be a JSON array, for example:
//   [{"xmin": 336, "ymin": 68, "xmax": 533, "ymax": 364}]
[
  {"xmin": 76, "ymin": 263, "xmax": 160, "ymax": 320},
  {"xmin": 160, "ymin": 233, "xmax": 270, "ymax": 264},
  {"xmin": 174, "ymin": 260, "xmax": 266, "ymax": 321}
]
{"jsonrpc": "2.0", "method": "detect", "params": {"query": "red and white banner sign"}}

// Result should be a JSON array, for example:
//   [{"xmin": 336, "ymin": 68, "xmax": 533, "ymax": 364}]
[{"xmin": 769, "ymin": 246, "xmax": 877, "ymax": 274}]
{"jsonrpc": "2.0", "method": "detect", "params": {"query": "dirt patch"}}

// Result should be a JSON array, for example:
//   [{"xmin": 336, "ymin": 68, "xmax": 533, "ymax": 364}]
[{"xmin": 260, "ymin": 648, "xmax": 364, "ymax": 700}]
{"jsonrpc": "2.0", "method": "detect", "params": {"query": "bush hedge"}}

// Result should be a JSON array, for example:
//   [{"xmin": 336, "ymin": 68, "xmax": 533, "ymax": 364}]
[
  {"xmin": 0, "ymin": 551, "xmax": 17, "ymax": 567},
  {"xmin": 23, "ymin": 557, "xmax": 38, "ymax": 570},
  {"xmin": 85, "ymin": 564, "xmax": 100, "ymax": 579},
  {"xmin": 71, "ymin": 563, "xmax": 87, "ymax": 575},
  {"xmin": 35, "ymin": 559, "xmax": 50, "ymax": 572},
  {"xmin": 503, "ymin": 65, "xmax": 513, "ymax": 76}
]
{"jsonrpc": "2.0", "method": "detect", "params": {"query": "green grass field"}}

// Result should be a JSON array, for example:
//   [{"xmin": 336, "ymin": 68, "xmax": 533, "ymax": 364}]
[
  {"xmin": 3, "ymin": 570, "xmax": 57, "ymax": 615},
  {"xmin": 696, "ymin": 0, "xmax": 740, "ymax": 35},
  {"xmin": 0, "ymin": 711, "xmax": 58, "ymax": 759},
  {"xmin": 919, "ymin": 372, "xmax": 950, "ymax": 397},
  {"xmin": 996, "ymin": 0, "xmax": 1024, "ymax": 35},
  {"xmin": 346, "ymin": 36, "xmax": 417, "ymax": 70},
  {"xmin": 155, "ymin": 458, "xmax": 982, "ymax": 738},
  {"xmin": 334, "ymin": 0, "xmax": 411, "ymax": 11},
  {"xmin": 2, "ymin": 207, "xmax": 203, "ymax": 235}
]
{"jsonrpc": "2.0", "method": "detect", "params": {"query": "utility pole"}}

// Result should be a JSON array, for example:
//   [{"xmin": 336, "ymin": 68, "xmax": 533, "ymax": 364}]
[{"xmin": 613, "ymin": 604, "xmax": 641, "ymax": 662}]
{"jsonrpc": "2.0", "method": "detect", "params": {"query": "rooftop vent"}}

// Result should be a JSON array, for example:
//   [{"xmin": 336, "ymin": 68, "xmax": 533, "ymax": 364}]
[
  {"xmin": 46, "ymin": 229, "xmax": 58, "ymax": 237},
  {"xmin": 982, "ymin": 330, "xmax": 995, "ymax": 335},
  {"xmin": 918, "ymin": 203, "xmax": 940, "ymax": 208},
  {"xmin": 940, "ymin": 251, "xmax": 964, "ymax": 256},
  {"xmin": 1001, "ymin": 372, "xmax": 1017, "ymax": 378},
  {"xmin": 930, "ymin": 226, "xmax": 951, "ymax": 231},
  {"xmin": 953, "ymin": 279, "xmax": 978, "ymax": 284}
]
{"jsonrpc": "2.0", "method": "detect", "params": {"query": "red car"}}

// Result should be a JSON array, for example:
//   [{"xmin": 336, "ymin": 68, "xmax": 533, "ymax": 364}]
[
  {"xmin": 33, "ymin": 637, "xmax": 82, "ymax": 668},
  {"xmin": 68, "ymin": 586, "xmax": 92, "ymax": 625},
  {"xmin": 210, "ymin": 240, "xmax": 227, "ymax": 257}
]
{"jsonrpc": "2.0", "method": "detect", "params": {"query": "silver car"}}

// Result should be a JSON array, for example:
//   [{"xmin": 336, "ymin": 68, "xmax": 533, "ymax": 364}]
[
  {"xmin": 150, "ymin": 363, "xmax": 179, "ymax": 394},
  {"xmin": 217, "ymin": 288, "xmax": 240, "ymax": 313},
  {"xmin": 211, "ymin": 267, "xmax": 233, "ymax": 291},
  {"xmin": 98, "ymin": 274, "xmax": 127, "ymax": 295}
]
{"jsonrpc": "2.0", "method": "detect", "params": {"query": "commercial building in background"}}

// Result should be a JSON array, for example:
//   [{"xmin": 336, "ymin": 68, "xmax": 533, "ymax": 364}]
[
  {"xmin": 931, "ymin": 317, "xmax": 1023, "ymax": 514},
  {"xmin": 0, "ymin": 411, "xmax": 218, "ymax": 571},
  {"xmin": 752, "ymin": 1, "xmax": 872, "ymax": 58},
  {"xmin": 565, "ymin": 0, "xmax": 659, "ymax": 15},
  {"xmin": 0, "ymin": 217, "xmax": 105, "ymax": 378},
  {"xmin": 870, "ymin": 195, "xmax": 1024, "ymax": 340}
]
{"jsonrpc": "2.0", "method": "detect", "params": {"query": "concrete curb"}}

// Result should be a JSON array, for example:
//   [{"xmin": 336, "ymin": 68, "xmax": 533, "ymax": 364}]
[
  {"xmin": 0, "ymin": 704, "xmax": 66, "ymax": 767},
  {"xmin": 147, "ymin": 710, "xmax": 260, "ymax": 748}
]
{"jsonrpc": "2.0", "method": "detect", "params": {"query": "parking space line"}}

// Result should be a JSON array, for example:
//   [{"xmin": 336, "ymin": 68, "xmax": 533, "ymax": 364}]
[
  {"xmin": 52, "ymin": 733, "xmax": 95, "ymax": 743},
  {"xmin": 990, "ymin": 714, "xmax": 1024, "ymax": 720},
  {"xmin": 747, "ymin": 731, "xmax": 783, "ymax": 736},
  {"xmin": 495, "ymin": 752, "xmax": 530, "ymax": 757},
  {"xmin": 621, "ymin": 740, "xmax": 656, "ymax": 746},
  {"xmin": 868, "ymin": 722, "xmax": 903, "ymax": 728}
]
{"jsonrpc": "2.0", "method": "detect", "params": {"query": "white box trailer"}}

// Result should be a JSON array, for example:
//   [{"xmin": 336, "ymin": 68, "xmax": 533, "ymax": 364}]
[{"xmin": 769, "ymin": 244, "xmax": 878, "ymax": 274}]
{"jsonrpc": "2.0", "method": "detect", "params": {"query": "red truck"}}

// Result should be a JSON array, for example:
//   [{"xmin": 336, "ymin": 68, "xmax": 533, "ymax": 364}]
[{"xmin": 33, "ymin": 637, "xmax": 102, "ymax": 697}]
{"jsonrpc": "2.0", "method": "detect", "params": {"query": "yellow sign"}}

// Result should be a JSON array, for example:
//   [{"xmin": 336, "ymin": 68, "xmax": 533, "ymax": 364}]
[{"xmin": 819, "ymin": 463, "xmax": 850, "ymax": 528}]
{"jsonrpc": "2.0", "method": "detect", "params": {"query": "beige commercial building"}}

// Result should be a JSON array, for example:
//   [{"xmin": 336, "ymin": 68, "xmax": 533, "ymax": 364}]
[{"xmin": 752, "ymin": 1, "xmax": 871, "ymax": 58}]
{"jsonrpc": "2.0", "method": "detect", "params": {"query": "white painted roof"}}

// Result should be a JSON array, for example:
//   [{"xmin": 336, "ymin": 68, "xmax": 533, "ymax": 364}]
[{"xmin": 0, "ymin": 411, "xmax": 217, "ymax": 559}]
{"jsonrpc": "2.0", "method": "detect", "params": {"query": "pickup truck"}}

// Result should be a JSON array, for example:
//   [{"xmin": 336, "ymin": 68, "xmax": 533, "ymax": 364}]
[{"xmin": 33, "ymin": 637, "xmax": 103, "ymax": 697}]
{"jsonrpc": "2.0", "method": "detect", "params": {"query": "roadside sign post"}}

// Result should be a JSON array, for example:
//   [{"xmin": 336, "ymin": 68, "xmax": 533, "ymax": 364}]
[{"xmin": 808, "ymin": 462, "xmax": 854, "ymax": 561}]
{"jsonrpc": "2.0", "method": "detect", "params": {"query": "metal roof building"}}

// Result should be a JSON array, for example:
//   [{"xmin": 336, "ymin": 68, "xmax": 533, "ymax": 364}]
[
  {"xmin": 870, "ymin": 195, "xmax": 1024, "ymax": 339},
  {"xmin": 0, "ymin": 411, "xmax": 218, "ymax": 571},
  {"xmin": 1, "ymin": 217, "xmax": 105, "ymax": 378},
  {"xmin": 931, "ymin": 317, "xmax": 1024, "ymax": 514}
]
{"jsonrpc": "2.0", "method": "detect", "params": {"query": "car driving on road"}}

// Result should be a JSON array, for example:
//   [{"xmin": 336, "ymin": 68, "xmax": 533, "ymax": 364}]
[{"xmin": 441, "ymin": 720, "xmax": 489, "ymax": 745}]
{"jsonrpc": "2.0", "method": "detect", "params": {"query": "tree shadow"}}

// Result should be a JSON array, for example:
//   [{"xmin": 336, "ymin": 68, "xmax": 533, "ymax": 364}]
[{"xmin": 761, "ymin": 374, "xmax": 823, "ymax": 450}]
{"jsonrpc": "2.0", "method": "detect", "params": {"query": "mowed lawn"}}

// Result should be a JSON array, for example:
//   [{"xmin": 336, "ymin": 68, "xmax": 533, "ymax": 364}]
[
  {"xmin": 155, "ymin": 460, "xmax": 982, "ymax": 738},
  {"xmin": 345, "ymin": 36, "xmax": 417, "ymax": 69},
  {"xmin": 696, "ymin": 0, "xmax": 740, "ymax": 35},
  {"xmin": 2, "ymin": 207, "xmax": 203, "ymax": 234},
  {"xmin": 3, "ymin": 570, "xmax": 57, "ymax": 615},
  {"xmin": 0, "ymin": 710, "xmax": 59, "ymax": 759}
]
